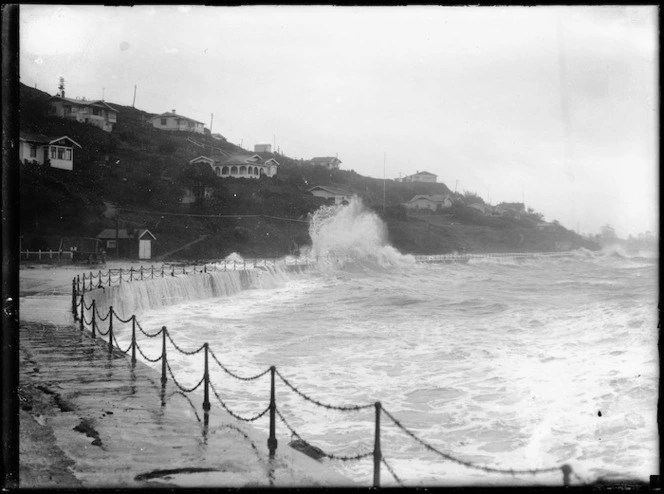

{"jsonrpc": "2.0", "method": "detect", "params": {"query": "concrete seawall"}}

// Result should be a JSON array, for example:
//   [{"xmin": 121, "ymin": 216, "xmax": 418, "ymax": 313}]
[{"xmin": 19, "ymin": 320, "xmax": 354, "ymax": 488}]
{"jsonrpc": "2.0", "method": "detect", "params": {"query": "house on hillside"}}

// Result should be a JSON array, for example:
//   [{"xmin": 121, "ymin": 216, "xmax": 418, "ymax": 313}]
[
  {"xmin": 309, "ymin": 157, "xmax": 342, "ymax": 170},
  {"xmin": 96, "ymin": 228, "xmax": 156, "ymax": 260},
  {"xmin": 254, "ymin": 143, "xmax": 272, "ymax": 153},
  {"xmin": 190, "ymin": 154, "xmax": 279, "ymax": 179},
  {"xmin": 405, "ymin": 194, "xmax": 452, "ymax": 211},
  {"xmin": 399, "ymin": 171, "xmax": 437, "ymax": 183},
  {"xmin": 468, "ymin": 203, "xmax": 495, "ymax": 215},
  {"xmin": 496, "ymin": 202, "xmax": 525, "ymax": 219},
  {"xmin": 19, "ymin": 132, "xmax": 82, "ymax": 171},
  {"xmin": 308, "ymin": 185, "xmax": 353, "ymax": 205},
  {"xmin": 150, "ymin": 110, "xmax": 205, "ymax": 134},
  {"xmin": 181, "ymin": 183, "xmax": 214, "ymax": 204},
  {"xmin": 48, "ymin": 95, "xmax": 119, "ymax": 132}
]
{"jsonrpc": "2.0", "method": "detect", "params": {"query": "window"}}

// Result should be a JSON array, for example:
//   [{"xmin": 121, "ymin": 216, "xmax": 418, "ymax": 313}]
[
  {"xmin": 29, "ymin": 145, "xmax": 37, "ymax": 158},
  {"xmin": 65, "ymin": 149, "xmax": 72, "ymax": 160},
  {"xmin": 107, "ymin": 240, "xmax": 116, "ymax": 248},
  {"xmin": 57, "ymin": 148, "xmax": 65, "ymax": 160},
  {"xmin": 64, "ymin": 105, "xmax": 72, "ymax": 116},
  {"xmin": 188, "ymin": 121, "xmax": 194, "ymax": 127},
  {"xmin": 92, "ymin": 107, "xmax": 102, "ymax": 116},
  {"xmin": 161, "ymin": 118, "xmax": 167, "ymax": 126},
  {"xmin": 215, "ymin": 167, "xmax": 220, "ymax": 176},
  {"xmin": 50, "ymin": 147, "xmax": 57, "ymax": 159}
]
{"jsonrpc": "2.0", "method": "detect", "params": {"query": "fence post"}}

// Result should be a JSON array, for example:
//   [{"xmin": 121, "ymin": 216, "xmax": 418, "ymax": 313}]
[
  {"xmin": 161, "ymin": 327, "xmax": 168, "ymax": 386},
  {"xmin": 108, "ymin": 270, "xmax": 111, "ymax": 286},
  {"xmin": 89, "ymin": 272, "xmax": 93, "ymax": 291},
  {"xmin": 171, "ymin": 265, "xmax": 175, "ymax": 277},
  {"xmin": 203, "ymin": 343, "xmax": 210, "ymax": 426},
  {"xmin": 79, "ymin": 295, "xmax": 85, "ymax": 331},
  {"xmin": 204, "ymin": 264, "xmax": 207, "ymax": 274},
  {"xmin": 140, "ymin": 266, "xmax": 144, "ymax": 280},
  {"xmin": 91, "ymin": 300, "xmax": 96, "ymax": 338},
  {"xmin": 108, "ymin": 307, "xmax": 114, "ymax": 353},
  {"xmin": 120, "ymin": 268, "xmax": 123, "ymax": 284},
  {"xmin": 268, "ymin": 366, "xmax": 278, "ymax": 458},
  {"xmin": 373, "ymin": 401, "xmax": 382, "ymax": 488},
  {"xmin": 82, "ymin": 273, "xmax": 86, "ymax": 294},
  {"xmin": 72, "ymin": 278, "xmax": 77, "ymax": 318},
  {"xmin": 77, "ymin": 274, "xmax": 81, "ymax": 293},
  {"xmin": 130, "ymin": 267, "xmax": 134, "ymax": 281},
  {"xmin": 161, "ymin": 265, "xmax": 164, "ymax": 278},
  {"xmin": 151, "ymin": 265, "xmax": 154, "ymax": 279},
  {"xmin": 131, "ymin": 316, "xmax": 137, "ymax": 365}
]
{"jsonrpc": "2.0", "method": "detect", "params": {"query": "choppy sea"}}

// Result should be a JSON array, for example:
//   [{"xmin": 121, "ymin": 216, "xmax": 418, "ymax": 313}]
[{"xmin": 21, "ymin": 199, "xmax": 659, "ymax": 486}]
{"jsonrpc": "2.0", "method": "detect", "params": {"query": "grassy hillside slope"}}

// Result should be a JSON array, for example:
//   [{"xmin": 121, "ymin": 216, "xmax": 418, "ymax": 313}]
[{"xmin": 18, "ymin": 83, "xmax": 599, "ymax": 259}]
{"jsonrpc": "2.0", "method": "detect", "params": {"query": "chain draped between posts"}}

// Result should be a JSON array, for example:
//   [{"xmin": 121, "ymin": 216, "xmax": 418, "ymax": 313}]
[{"xmin": 70, "ymin": 262, "xmax": 584, "ymax": 488}]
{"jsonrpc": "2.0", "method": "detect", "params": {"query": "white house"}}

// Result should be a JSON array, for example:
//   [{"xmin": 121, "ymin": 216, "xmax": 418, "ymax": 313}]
[
  {"xmin": 254, "ymin": 143, "xmax": 272, "ymax": 153},
  {"xmin": 399, "ymin": 171, "xmax": 437, "ymax": 183},
  {"xmin": 405, "ymin": 194, "xmax": 452, "ymax": 211},
  {"xmin": 150, "ymin": 110, "xmax": 205, "ymax": 134},
  {"xmin": 19, "ymin": 133, "xmax": 82, "ymax": 171},
  {"xmin": 189, "ymin": 154, "xmax": 279, "ymax": 179},
  {"xmin": 308, "ymin": 185, "xmax": 354, "ymax": 205},
  {"xmin": 310, "ymin": 157, "xmax": 342, "ymax": 170},
  {"xmin": 49, "ymin": 96, "xmax": 119, "ymax": 132}
]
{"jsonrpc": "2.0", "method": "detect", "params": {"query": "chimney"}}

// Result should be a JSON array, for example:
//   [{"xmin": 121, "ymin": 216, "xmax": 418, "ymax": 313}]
[{"xmin": 172, "ymin": 109, "xmax": 176, "ymax": 114}]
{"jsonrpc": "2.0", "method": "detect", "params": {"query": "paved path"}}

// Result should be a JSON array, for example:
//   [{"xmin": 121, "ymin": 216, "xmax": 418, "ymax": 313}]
[{"xmin": 19, "ymin": 321, "xmax": 353, "ymax": 488}]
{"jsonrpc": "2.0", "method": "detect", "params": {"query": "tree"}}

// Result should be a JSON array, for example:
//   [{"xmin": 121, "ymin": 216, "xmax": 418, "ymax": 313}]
[{"xmin": 600, "ymin": 224, "xmax": 617, "ymax": 240}]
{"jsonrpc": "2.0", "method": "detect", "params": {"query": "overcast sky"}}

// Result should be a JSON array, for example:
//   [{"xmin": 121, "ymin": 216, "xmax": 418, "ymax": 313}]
[{"xmin": 20, "ymin": 5, "xmax": 658, "ymax": 237}]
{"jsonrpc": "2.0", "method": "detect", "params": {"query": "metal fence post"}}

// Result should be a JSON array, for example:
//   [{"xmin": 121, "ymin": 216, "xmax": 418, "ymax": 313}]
[
  {"xmin": 203, "ymin": 343, "xmax": 210, "ymax": 427},
  {"xmin": 82, "ymin": 273, "xmax": 86, "ymax": 294},
  {"xmin": 91, "ymin": 300, "xmax": 96, "ymax": 338},
  {"xmin": 140, "ymin": 266, "xmax": 144, "ymax": 280},
  {"xmin": 89, "ymin": 272, "xmax": 93, "ymax": 291},
  {"xmin": 130, "ymin": 267, "xmax": 134, "ymax": 281},
  {"xmin": 108, "ymin": 306, "xmax": 114, "ymax": 353},
  {"xmin": 108, "ymin": 270, "xmax": 111, "ymax": 286},
  {"xmin": 72, "ymin": 278, "xmax": 77, "ymax": 318},
  {"xmin": 268, "ymin": 366, "xmax": 278, "ymax": 458},
  {"xmin": 131, "ymin": 316, "xmax": 137, "ymax": 365},
  {"xmin": 79, "ymin": 295, "xmax": 85, "ymax": 331},
  {"xmin": 373, "ymin": 401, "xmax": 382, "ymax": 488},
  {"xmin": 161, "ymin": 326, "xmax": 167, "ymax": 386},
  {"xmin": 151, "ymin": 265, "xmax": 154, "ymax": 279},
  {"xmin": 77, "ymin": 275, "xmax": 81, "ymax": 293}
]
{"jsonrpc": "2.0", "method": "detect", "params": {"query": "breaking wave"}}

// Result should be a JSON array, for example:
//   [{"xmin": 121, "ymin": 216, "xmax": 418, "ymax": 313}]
[{"xmin": 304, "ymin": 196, "xmax": 415, "ymax": 268}]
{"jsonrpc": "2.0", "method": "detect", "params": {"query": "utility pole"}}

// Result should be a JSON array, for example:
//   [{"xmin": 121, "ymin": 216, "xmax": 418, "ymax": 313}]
[
  {"xmin": 132, "ymin": 84, "xmax": 137, "ymax": 107},
  {"xmin": 210, "ymin": 113, "xmax": 214, "ymax": 133},
  {"xmin": 383, "ymin": 152, "xmax": 386, "ymax": 213},
  {"xmin": 115, "ymin": 212, "xmax": 120, "ymax": 259}
]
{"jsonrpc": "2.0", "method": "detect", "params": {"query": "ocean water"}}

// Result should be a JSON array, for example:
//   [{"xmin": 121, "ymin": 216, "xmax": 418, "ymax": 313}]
[{"xmin": 104, "ymin": 199, "xmax": 658, "ymax": 487}]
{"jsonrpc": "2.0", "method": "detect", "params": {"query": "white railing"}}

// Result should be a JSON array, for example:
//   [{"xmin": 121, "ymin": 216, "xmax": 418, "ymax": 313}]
[
  {"xmin": 20, "ymin": 250, "xmax": 74, "ymax": 261},
  {"xmin": 414, "ymin": 252, "xmax": 574, "ymax": 263}
]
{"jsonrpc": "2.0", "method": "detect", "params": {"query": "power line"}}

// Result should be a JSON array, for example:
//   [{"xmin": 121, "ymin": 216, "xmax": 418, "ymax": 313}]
[{"xmin": 119, "ymin": 208, "xmax": 309, "ymax": 223}]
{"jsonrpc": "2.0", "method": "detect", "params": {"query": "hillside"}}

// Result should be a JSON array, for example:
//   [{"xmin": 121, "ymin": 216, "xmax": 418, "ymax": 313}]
[{"xmin": 18, "ymin": 83, "xmax": 599, "ymax": 259}]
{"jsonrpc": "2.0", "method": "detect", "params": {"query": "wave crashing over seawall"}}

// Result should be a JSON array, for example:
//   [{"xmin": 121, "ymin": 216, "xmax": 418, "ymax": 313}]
[{"xmin": 306, "ymin": 196, "xmax": 414, "ymax": 267}]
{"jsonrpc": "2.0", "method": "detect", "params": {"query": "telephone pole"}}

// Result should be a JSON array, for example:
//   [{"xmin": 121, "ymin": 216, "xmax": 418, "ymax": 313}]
[
  {"xmin": 383, "ymin": 152, "xmax": 386, "ymax": 213},
  {"xmin": 132, "ymin": 85, "xmax": 137, "ymax": 107},
  {"xmin": 209, "ymin": 113, "xmax": 214, "ymax": 133}
]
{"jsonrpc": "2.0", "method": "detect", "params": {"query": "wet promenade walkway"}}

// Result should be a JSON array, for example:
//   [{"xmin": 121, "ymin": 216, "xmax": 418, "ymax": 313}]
[{"xmin": 19, "ymin": 320, "xmax": 353, "ymax": 488}]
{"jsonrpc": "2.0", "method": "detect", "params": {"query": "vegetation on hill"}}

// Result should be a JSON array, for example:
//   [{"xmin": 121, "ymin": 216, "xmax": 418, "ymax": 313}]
[{"xmin": 18, "ymin": 83, "xmax": 599, "ymax": 259}]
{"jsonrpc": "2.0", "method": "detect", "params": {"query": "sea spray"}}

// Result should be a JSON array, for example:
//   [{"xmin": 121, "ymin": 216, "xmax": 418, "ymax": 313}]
[
  {"xmin": 86, "ymin": 264, "xmax": 295, "ymax": 319},
  {"xmin": 307, "ymin": 196, "xmax": 415, "ymax": 267}
]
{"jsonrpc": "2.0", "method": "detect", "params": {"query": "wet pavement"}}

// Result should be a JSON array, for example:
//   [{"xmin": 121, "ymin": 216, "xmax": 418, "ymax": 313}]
[{"xmin": 19, "ymin": 320, "xmax": 354, "ymax": 488}]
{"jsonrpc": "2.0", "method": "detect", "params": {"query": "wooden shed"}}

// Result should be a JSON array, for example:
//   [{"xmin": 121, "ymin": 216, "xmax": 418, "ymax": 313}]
[{"xmin": 96, "ymin": 228, "xmax": 156, "ymax": 260}]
